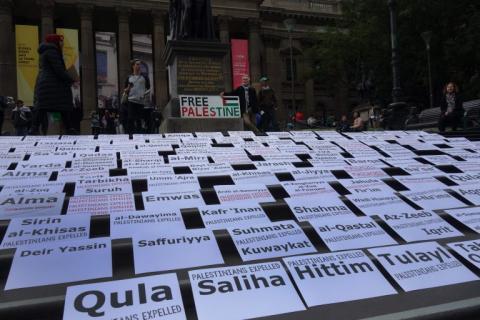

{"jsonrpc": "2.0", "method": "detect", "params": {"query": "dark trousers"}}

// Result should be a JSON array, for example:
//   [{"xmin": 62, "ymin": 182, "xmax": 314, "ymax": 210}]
[
  {"xmin": 32, "ymin": 110, "xmax": 72, "ymax": 135},
  {"xmin": 0, "ymin": 111, "xmax": 3, "ymax": 135},
  {"xmin": 259, "ymin": 111, "xmax": 274, "ymax": 132},
  {"xmin": 438, "ymin": 113, "xmax": 462, "ymax": 132},
  {"xmin": 127, "ymin": 102, "xmax": 144, "ymax": 134}
]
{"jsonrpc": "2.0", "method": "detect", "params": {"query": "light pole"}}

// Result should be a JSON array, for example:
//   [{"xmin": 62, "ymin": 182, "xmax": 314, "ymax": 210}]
[
  {"xmin": 388, "ymin": 0, "xmax": 403, "ymax": 102},
  {"xmin": 421, "ymin": 31, "xmax": 434, "ymax": 109},
  {"xmin": 283, "ymin": 18, "xmax": 296, "ymax": 113}
]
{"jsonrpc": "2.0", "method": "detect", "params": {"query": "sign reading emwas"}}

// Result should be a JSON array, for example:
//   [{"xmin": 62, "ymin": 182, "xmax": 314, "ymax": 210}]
[{"xmin": 180, "ymin": 95, "xmax": 241, "ymax": 119}]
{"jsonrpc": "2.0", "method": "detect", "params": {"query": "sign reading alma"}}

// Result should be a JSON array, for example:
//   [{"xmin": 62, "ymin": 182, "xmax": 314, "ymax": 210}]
[{"xmin": 179, "ymin": 95, "xmax": 241, "ymax": 119}]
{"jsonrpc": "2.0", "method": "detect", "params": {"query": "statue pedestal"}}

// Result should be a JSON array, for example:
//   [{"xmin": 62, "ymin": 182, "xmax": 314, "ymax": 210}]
[{"xmin": 160, "ymin": 40, "xmax": 243, "ymax": 133}]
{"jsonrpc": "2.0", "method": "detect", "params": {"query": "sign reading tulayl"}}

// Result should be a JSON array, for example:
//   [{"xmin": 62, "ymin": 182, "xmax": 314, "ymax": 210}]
[
  {"xmin": 177, "ymin": 56, "xmax": 224, "ymax": 94},
  {"xmin": 283, "ymin": 250, "xmax": 397, "ymax": 306},
  {"xmin": 63, "ymin": 273, "xmax": 186, "ymax": 320},
  {"xmin": 228, "ymin": 221, "xmax": 316, "ymax": 261},
  {"xmin": 189, "ymin": 262, "xmax": 305, "ymax": 320},
  {"xmin": 369, "ymin": 241, "xmax": 478, "ymax": 292},
  {"xmin": 180, "ymin": 95, "xmax": 241, "ymax": 119}
]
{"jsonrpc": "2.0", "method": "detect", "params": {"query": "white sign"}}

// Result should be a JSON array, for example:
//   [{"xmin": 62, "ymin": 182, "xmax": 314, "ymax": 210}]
[
  {"xmin": 290, "ymin": 168, "xmax": 335, "ymax": 182},
  {"xmin": 74, "ymin": 176, "xmax": 132, "ymax": 196},
  {"xmin": 63, "ymin": 273, "xmax": 186, "ymax": 320},
  {"xmin": 254, "ymin": 161, "xmax": 296, "ymax": 173},
  {"xmin": 401, "ymin": 189, "xmax": 466, "ymax": 210},
  {"xmin": 110, "ymin": 210, "xmax": 185, "ymax": 239},
  {"xmin": 180, "ymin": 95, "xmax": 241, "ymax": 119},
  {"xmin": 143, "ymin": 190, "xmax": 205, "ymax": 210},
  {"xmin": 189, "ymin": 262, "xmax": 305, "ymax": 320},
  {"xmin": 214, "ymin": 185, "xmax": 275, "ymax": 204},
  {"xmin": 452, "ymin": 184, "xmax": 480, "ymax": 205},
  {"xmin": 346, "ymin": 194, "xmax": 414, "ymax": 216},
  {"xmin": 310, "ymin": 216, "xmax": 397, "ymax": 251},
  {"xmin": 168, "ymin": 154, "xmax": 209, "ymax": 164},
  {"xmin": 0, "ymin": 169, "xmax": 52, "ymax": 182},
  {"xmin": 147, "ymin": 175, "xmax": 200, "ymax": 192},
  {"xmin": 445, "ymin": 207, "xmax": 480, "ymax": 233},
  {"xmin": 0, "ymin": 181, "xmax": 65, "ymax": 195},
  {"xmin": 283, "ymin": 250, "xmax": 396, "ymax": 306},
  {"xmin": 1, "ymin": 215, "xmax": 90, "ymax": 249},
  {"xmin": 285, "ymin": 196, "xmax": 356, "ymax": 221},
  {"xmin": 282, "ymin": 180, "xmax": 337, "ymax": 198},
  {"xmin": 133, "ymin": 229, "xmax": 224, "ymax": 273},
  {"xmin": 189, "ymin": 163, "xmax": 232, "ymax": 176},
  {"xmin": 6, "ymin": 238, "xmax": 112, "ymax": 290},
  {"xmin": 231, "ymin": 170, "xmax": 278, "ymax": 186},
  {"xmin": 447, "ymin": 172, "xmax": 480, "ymax": 185},
  {"xmin": 394, "ymin": 175, "xmax": 447, "ymax": 192},
  {"xmin": 379, "ymin": 211, "xmax": 462, "ymax": 242},
  {"xmin": 340, "ymin": 178, "xmax": 394, "ymax": 195},
  {"xmin": 67, "ymin": 194, "xmax": 135, "ymax": 216},
  {"xmin": 71, "ymin": 153, "xmax": 117, "ymax": 169},
  {"xmin": 448, "ymin": 240, "xmax": 480, "ymax": 269},
  {"xmin": 228, "ymin": 221, "xmax": 315, "ymax": 261},
  {"xmin": 0, "ymin": 193, "xmax": 66, "ymax": 219},
  {"xmin": 198, "ymin": 203, "xmax": 269, "ymax": 229},
  {"xmin": 368, "ymin": 241, "xmax": 478, "ymax": 292}
]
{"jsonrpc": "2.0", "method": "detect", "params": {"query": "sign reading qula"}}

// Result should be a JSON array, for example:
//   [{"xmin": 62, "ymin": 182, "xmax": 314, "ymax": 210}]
[
  {"xmin": 63, "ymin": 273, "xmax": 186, "ymax": 320},
  {"xmin": 180, "ymin": 95, "xmax": 241, "ymax": 119}
]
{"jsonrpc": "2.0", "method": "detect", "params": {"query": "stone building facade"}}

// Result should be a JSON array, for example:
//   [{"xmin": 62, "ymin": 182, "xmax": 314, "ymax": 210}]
[{"xmin": 0, "ymin": 0, "xmax": 350, "ymax": 132}]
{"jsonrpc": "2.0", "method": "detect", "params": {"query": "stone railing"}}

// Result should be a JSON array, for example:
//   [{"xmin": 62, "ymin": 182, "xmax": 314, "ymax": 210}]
[{"xmin": 260, "ymin": 0, "xmax": 341, "ymax": 15}]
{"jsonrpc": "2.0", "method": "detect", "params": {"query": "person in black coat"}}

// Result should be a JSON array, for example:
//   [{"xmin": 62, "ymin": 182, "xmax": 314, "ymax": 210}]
[
  {"xmin": 31, "ymin": 34, "xmax": 78, "ymax": 135},
  {"xmin": 438, "ymin": 82, "xmax": 464, "ymax": 132},
  {"xmin": 221, "ymin": 75, "xmax": 259, "ymax": 132}
]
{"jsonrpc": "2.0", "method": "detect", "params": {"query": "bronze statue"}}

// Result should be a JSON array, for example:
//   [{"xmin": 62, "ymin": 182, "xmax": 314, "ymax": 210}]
[{"xmin": 169, "ymin": 0, "xmax": 215, "ymax": 40}]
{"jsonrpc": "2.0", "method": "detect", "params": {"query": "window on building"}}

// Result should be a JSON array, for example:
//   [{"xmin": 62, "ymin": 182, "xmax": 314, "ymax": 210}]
[{"xmin": 286, "ymin": 58, "xmax": 297, "ymax": 81}]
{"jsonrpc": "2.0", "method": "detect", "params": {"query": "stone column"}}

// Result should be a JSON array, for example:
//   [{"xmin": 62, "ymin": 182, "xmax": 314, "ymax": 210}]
[
  {"xmin": 248, "ymin": 18, "xmax": 262, "ymax": 83},
  {"xmin": 37, "ymin": 0, "xmax": 55, "ymax": 41},
  {"xmin": 218, "ymin": 16, "xmax": 232, "ymax": 92},
  {"xmin": 152, "ymin": 10, "xmax": 168, "ymax": 109},
  {"xmin": 0, "ymin": 0, "xmax": 16, "ymax": 97},
  {"xmin": 117, "ymin": 7, "xmax": 131, "ymax": 92},
  {"xmin": 78, "ymin": 4, "xmax": 96, "ymax": 133},
  {"xmin": 264, "ymin": 37, "xmax": 286, "ymax": 126}
]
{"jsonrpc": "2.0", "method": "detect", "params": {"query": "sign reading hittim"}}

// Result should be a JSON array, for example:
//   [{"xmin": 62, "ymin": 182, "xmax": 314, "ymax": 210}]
[{"xmin": 180, "ymin": 96, "xmax": 241, "ymax": 119}]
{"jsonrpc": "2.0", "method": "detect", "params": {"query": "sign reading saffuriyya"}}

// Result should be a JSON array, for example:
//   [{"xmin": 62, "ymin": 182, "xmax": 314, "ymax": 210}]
[{"xmin": 179, "ymin": 96, "xmax": 241, "ymax": 119}]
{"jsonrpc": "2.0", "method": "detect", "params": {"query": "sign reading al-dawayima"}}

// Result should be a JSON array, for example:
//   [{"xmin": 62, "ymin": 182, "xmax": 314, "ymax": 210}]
[{"xmin": 180, "ymin": 95, "xmax": 241, "ymax": 119}]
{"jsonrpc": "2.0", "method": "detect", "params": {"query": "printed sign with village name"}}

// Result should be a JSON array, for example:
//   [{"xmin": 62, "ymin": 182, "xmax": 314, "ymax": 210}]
[
  {"xmin": 445, "ymin": 207, "xmax": 480, "ymax": 233},
  {"xmin": 369, "ymin": 241, "xmax": 478, "ymax": 292},
  {"xmin": 283, "ymin": 250, "xmax": 397, "ymax": 306},
  {"xmin": 189, "ymin": 262, "xmax": 305, "ymax": 320},
  {"xmin": 197, "ymin": 203, "xmax": 270, "ymax": 229},
  {"xmin": 285, "ymin": 196, "xmax": 356, "ymax": 221},
  {"xmin": 180, "ymin": 95, "xmax": 241, "ymax": 119},
  {"xmin": 63, "ymin": 273, "xmax": 186, "ymax": 320},
  {"xmin": 228, "ymin": 221, "xmax": 316, "ymax": 261},
  {"xmin": 447, "ymin": 239, "xmax": 480, "ymax": 269}
]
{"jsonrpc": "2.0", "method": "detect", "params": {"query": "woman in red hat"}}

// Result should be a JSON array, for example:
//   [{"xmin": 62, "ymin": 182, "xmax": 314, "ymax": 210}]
[{"xmin": 32, "ymin": 34, "xmax": 78, "ymax": 134}]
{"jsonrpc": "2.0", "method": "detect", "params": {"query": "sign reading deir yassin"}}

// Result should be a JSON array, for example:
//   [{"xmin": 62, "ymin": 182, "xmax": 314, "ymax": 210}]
[{"xmin": 180, "ymin": 95, "xmax": 241, "ymax": 119}]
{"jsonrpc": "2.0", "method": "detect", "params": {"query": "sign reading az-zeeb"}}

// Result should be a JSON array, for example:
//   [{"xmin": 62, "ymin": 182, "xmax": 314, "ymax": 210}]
[{"xmin": 180, "ymin": 95, "xmax": 241, "ymax": 119}]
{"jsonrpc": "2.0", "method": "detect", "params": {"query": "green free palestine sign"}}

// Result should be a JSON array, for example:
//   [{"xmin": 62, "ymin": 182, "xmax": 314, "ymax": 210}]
[{"xmin": 180, "ymin": 95, "xmax": 241, "ymax": 119}]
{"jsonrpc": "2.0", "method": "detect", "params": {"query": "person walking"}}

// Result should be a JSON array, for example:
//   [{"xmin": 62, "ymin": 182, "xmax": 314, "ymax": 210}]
[
  {"xmin": 258, "ymin": 76, "xmax": 278, "ymax": 132},
  {"xmin": 123, "ymin": 59, "xmax": 150, "ymax": 134},
  {"xmin": 12, "ymin": 100, "xmax": 32, "ymax": 136},
  {"xmin": 31, "ymin": 34, "xmax": 78, "ymax": 135},
  {"xmin": 221, "ymin": 75, "xmax": 259, "ymax": 133},
  {"xmin": 438, "ymin": 82, "xmax": 464, "ymax": 132}
]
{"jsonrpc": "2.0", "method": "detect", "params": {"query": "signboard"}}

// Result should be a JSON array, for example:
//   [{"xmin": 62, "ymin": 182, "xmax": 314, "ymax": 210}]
[
  {"xmin": 142, "ymin": 190, "xmax": 205, "ymax": 210},
  {"xmin": 283, "ymin": 250, "xmax": 396, "ymax": 306},
  {"xmin": 379, "ymin": 211, "xmax": 462, "ymax": 242},
  {"xmin": 133, "ymin": 229, "xmax": 224, "ymax": 273},
  {"xmin": 368, "ymin": 242, "xmax": 478, "ymax": 292},
  {"xmin": 179, "ymin": 95, "xmax": 241, "ymax": 119},
  {"xmin": 281, "ymin": 180, "xmax": 337, "ymax": 198},
  {"xmin": 310, "ymin": 216, "xmax": 397, "ymax": 251},
  {"xmin": 15, "ymin": 25, "xmax": 39, "ymax": 106},
  {"xmin": 1, "ymin": 215, "xmax": 90, "ymax": 249},
  {"xmin": 189, "ymin": 262, "xmax": 305, "ymax": 320},
  {"xmin": 285, "ymin": 196, "xmax": 356, "ymax": 222},
  {"xmin": 67, "ymin": 194, "xmax": 135, "ymax": 216},
  {"xmin": 400, "ymin": 189, "xmax": 466, "ymax": 211},
  {"xmin": 63, "ymin": 274, "xmax": 186, "ymax": 320},
  {"xmin": 214, "ymin": 185, "xmax": 275, "ymax": 204},
  {"xmin": 445, "ymin": 207, "xmax": 480, "ymax": 233},
  {"xmin": 198, "ymin": 203, "xmax": 269, "ymax": 229},
  {"xmin": 0, "ymin": 193, "xmax": 66, "ymax": 219},
  {"xmin": 448, "ymin": 240, "xmax": 480, "ymax": 269},
  {"xmin": 346, "ymin": 194, "xmax": 414, "ymax": 216},
  {"xmin": 5, "ymin": 238, "xmax": 112, "ymax": 290},
  {"xmin": 228, "ymin": 221, "xmax": 315, "ymax": 261},
  {"xmin": 231, "ymin": 39, "xmax": 250, "ymax": 89},
  {"xmin": 451, "ymin": 184, "xmax": 480, "ymax": 205},
  {"xmin": 74, "ymin": 176, "xmax": 132, "ymax": 196}
]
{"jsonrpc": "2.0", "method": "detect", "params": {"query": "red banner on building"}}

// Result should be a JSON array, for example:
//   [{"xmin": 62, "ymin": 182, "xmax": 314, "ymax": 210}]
[{"xmin": 231, "ymin": 39, "xmax": 250, "ymax": 89}]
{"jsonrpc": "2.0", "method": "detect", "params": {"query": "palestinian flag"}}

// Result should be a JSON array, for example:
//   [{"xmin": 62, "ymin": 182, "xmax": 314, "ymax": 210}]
[{"xmin": 222, "ymin": 96, "xmax": 239, "ymax": 107}]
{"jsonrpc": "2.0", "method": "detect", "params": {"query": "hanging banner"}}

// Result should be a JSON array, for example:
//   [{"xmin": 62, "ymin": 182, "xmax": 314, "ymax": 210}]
[
  {"xmin": 56, "ymin": 28, "xmax": 81, "ymax": 108},
  {"xmin": 95, "ymin": 32, "xmax": 119, "ymax": 109},
  {"xmin": 15, "ymin": 25, "xmax": 39, "ymax": 106},
  {"xmin": 231, "ymin": 39, "xmax": 249, "ymax": 89}
]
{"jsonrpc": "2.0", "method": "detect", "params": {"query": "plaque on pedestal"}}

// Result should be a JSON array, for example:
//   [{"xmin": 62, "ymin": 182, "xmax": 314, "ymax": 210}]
[{"xmin": 161, "ymin": 40, "xmax": 244, "ymax": 133}]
